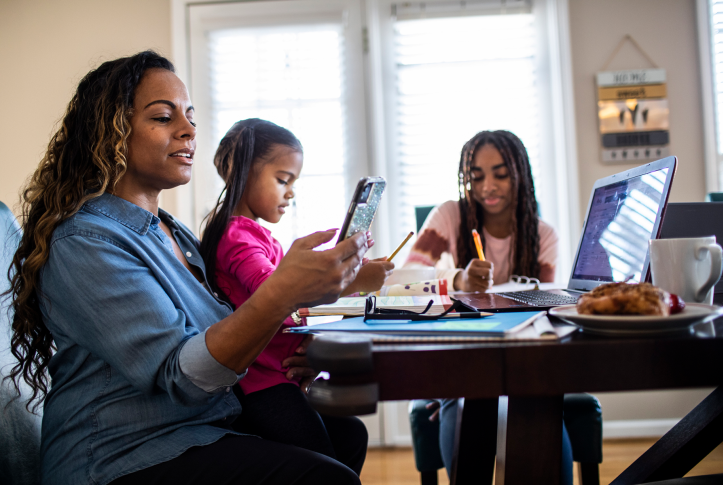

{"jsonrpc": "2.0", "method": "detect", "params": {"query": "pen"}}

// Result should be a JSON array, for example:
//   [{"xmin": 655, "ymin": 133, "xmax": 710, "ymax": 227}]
[
  {"xmin": 472, "ymin": 229, "xmax": 485, "ymax": 261},
  {"xmin": 387, "ymin": 231, "xmax": 414, "ymax": 262}
]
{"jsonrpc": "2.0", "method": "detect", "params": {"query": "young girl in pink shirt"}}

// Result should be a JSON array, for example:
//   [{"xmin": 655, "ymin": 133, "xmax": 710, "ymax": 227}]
[{"xmin": 200, "ymin": 118, "xmax": 393, "ymax": 472}]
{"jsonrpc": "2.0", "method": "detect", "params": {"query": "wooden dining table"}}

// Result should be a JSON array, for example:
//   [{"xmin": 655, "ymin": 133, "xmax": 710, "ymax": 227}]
[{"xmin": 305, "ymin": 294, "xmax": 723, "ymax": 485}]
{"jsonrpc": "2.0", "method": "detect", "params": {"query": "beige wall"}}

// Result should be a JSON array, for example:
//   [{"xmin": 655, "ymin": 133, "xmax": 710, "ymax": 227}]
[
  {"xmin": 569, "ymin": 0, "xmax": 707, "ymax": 221},
  {"xmin": 568, "ymin": 0, "xmax": 712, "ymax": 423},
  {"xmin": 0, "ymin": 0, "xmax": 172, "ymax": 213}
]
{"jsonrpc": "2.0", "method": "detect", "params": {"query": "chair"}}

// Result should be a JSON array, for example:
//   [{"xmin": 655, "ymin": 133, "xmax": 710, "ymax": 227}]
[
  {"xmin": 706, "ymin": 193, "xmax": 723, "ymax": 202},
  {"xmin": 415, "ymin": 206, "xmax": 435, "ymax": 233},
  {"xmin": 0, "ymin": 201, "xmax": 42, "ymax": 485},
  {"xmin": 409, "ymin": 394, "xmax": 603, "ymax": 485}
]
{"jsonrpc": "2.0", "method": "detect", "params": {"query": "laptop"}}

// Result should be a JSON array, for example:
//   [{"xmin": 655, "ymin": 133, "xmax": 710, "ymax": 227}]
[
  {"xmin": 659, "ymin": 202, "xmax": 723, "ymax": 304},
  {"xmin": 456, "ymin": 156, "xmax": 678, "ymax": 312}
]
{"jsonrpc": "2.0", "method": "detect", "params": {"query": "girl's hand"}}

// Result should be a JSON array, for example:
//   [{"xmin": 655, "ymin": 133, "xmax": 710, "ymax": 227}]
[
  {"xmin": 282, "ymin": 335, "xmax": 317, "ymax": 394},
  {"xmin": 341, "ymin": 258, "xmax": 395, "ymax": 296},
  {"xmin": 454, "ymin": 259, "xmax": 494, "ymax": 292}
]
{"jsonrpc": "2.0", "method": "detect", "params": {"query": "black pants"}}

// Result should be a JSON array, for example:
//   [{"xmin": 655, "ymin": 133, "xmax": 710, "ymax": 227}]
[{"xmin": 111, "ymin": 384, "xmax": 367, "ymax": 484}]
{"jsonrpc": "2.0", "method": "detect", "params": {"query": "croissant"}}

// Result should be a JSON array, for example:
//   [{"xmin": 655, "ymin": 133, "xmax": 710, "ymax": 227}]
[{"xmin": 577, "ymin": 282, "xmax": 685, "ymax": 316}]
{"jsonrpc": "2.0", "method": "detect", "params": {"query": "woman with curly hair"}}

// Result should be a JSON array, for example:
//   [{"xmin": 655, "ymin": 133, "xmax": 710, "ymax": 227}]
[
  {"xmin": 7, "ymin": 50, "xmax": 369, "ymax": 485},
  {"xmin": 404, "ymin": 129, "xmax": 558, "ymax": 291}
]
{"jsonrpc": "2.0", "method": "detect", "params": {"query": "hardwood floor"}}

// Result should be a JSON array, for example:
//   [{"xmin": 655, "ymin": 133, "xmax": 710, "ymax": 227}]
[{"xmin": 359, "ymin": 439, "xmax": 723, "ymax": 485}]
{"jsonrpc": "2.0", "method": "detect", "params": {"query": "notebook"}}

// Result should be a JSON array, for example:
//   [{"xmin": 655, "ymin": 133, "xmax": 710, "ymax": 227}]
[
  {"xmin": 455, "ymin": 156, "xmax": 678, "ymax": 312},
  {"xmin": 659, "ymin": 202, "xmax": 723, "ymax": 300},
  {"xmin": 285, "ymin": 311, "xmax": 545, "ymax": 337},
  {"xmin": 298, "ymin": 295, "xmax": 453, "ymax": 317}
]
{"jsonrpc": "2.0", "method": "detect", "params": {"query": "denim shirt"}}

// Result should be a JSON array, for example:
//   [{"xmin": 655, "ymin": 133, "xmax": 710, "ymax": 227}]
[{"xmin": 39, "ymin": 194, "xmax": 246, "ymax": 485}]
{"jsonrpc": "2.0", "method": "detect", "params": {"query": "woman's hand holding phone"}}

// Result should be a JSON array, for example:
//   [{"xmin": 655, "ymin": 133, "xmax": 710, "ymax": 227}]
[{"xmin": 271, "ymin": 229, "xmax": 369, "ymax": 310}]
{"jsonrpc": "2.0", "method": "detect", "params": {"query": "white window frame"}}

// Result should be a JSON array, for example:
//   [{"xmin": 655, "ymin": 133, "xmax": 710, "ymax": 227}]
[
  {"xmin": 170, "ymin": 0, "xmax": 579, "ymax": 446},
  {"xmin": 696, "ymin": 0, "xmax": 722, "ymax": 194}
]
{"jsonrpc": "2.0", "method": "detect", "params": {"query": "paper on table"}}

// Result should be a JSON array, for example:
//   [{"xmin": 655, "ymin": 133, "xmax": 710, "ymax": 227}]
[{"xmin": 298, "ymin": 295, "xmax": 452, "ymax": 317}]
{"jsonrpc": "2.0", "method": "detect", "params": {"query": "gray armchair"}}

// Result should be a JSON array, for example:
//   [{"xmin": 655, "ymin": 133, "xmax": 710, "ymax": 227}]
[{"xmin": 0, "ymin": 201, "xmax": 41, "ymax": 485}]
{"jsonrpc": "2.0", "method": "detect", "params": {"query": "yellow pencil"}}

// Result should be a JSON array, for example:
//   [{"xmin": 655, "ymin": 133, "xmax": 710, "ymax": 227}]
[
  {"xmin": 471, "ymin": 229, "xmax": 486, "ymax": 261},
  {"xmin": 387, "ymin": 231, "xmax": 414, "ymax": 262}
]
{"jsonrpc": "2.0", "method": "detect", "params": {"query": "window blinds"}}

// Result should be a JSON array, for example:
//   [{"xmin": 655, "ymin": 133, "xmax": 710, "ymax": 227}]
[
  {"xmin": 205, "ymin": 24, "xmax": 349, "ymax": 251},
  {"xmin": 389, "ymin": 9, "xmax": 542, "ymax": 255},
  {"xmin": 711, "ymin": 1, "xmax": 723, "ymax": 157}
]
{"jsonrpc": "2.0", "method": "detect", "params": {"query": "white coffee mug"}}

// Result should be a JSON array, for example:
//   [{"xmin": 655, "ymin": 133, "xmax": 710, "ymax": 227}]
[
  {"xmin": 384, "ymin": 267, "xmax": 436, "ymax": 286},
  {"xmin": 649, "ymin": 237, "xmax": 723, "ymax": 304}
]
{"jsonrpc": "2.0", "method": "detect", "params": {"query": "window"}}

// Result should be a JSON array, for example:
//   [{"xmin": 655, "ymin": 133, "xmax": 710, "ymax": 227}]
[
  {"xmin": 183, "ymin": 0, "xmax": 576, "ymax": 270},
  {"xmin": 381, "ymin": 4, "xmax": 543, "ymax": 257},
  {"xmin": 699, "ymin": 0, "xmax": 723, "ymax": 192},
  {"xmin": 188, "ymin": 0, "xmax": 368, "ymax": 251}
]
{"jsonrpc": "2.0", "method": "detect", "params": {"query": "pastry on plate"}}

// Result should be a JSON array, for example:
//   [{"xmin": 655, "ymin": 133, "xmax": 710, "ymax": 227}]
[{"xmin": 576, "ymin": 282, "xmax": 685, "ymax": 317}]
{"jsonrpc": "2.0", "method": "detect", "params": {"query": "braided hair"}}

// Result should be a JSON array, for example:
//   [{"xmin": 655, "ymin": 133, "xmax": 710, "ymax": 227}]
[
  {"xmin": 199, "ymin": 119, "xmax": 302, "ymax": 304},
  {"xmin": 455, "ymin": 130, "xmax": 540, "ymax": 278}
]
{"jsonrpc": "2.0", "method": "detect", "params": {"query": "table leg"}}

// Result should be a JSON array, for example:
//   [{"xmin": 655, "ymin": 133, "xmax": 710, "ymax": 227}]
[
  {"xmin": 611, "ymin": 385, "xmax": 723, "ymax": 485},
  {"xmin": 451, "ymin": 397, "xmax": 499, "ymax": 485},
  {"xmin": 496, "ymin": 395, "xmax": 564, "ymax": 485}
]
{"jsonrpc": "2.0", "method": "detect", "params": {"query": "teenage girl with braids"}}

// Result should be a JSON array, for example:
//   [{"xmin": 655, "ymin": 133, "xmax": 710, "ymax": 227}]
[
  {"xmin": 7, "ymin": 51, "xmax": 369, "ymax": 485},
  {"xmin": 199, "ymin": 118, "xmax": 392, "ymax": 461},
  {"xmin": 404, "ymin": 130, "xmax": 572, "ymax": 485},
  {"xmin": 403, "ymin": 129, "xmax": 558, "ymax": 291}
]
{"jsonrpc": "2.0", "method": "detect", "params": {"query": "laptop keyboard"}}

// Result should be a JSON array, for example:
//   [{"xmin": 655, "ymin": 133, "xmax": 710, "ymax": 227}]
[{"xmin": 497, "ymin": 290, "xmax": 580, "ymax": 306}]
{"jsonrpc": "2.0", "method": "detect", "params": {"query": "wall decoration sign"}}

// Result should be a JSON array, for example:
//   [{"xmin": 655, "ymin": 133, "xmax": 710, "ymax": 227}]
[{"xmin": 597, "ymin": 68, "xmax": 670, "ymax": 163}]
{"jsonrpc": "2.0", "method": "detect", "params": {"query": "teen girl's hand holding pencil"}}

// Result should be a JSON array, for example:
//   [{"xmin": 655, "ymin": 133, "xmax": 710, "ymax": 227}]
[{"xmin": 453, "ymin": 229, "xmax": 494, "ymax": 292}]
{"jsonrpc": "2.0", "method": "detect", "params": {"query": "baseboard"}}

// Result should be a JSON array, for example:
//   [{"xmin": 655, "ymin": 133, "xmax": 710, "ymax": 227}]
[
  {"xmin": 603, "ymin": 418, "xmax": 679, "ymax": 439},
  {"xmin": 370, "ymin": 419, "xmax": 681, "ymax": 446},
  {"xmin": 368, "ymin": 435, "xmax": 412, "ymax": 448}
]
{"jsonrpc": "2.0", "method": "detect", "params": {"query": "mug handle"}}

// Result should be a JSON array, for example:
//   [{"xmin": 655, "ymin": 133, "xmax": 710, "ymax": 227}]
[{"xmin": 695, "ymin": 243, "xmax": 723, "ymax": 302}]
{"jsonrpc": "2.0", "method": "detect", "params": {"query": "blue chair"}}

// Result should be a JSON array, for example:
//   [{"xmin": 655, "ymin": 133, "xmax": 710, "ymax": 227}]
[
  {"xmin": 415, "ymin": 206, "xmax": 435, "ymax": 233},
  {"xmin": 0, "ymin": 201, "xmax": 42, "ymax": 485}
]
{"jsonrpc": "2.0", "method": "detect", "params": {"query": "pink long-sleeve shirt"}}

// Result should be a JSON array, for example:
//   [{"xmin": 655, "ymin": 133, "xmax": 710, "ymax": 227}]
[{"xmin": 215, "ymin": 216, "xmax": 305, "ymax": 395}]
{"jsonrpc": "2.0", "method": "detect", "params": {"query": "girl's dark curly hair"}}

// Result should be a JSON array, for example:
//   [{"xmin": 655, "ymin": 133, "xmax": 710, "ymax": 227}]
[
  {"xmin": 7, "ymin": 50, "xmax": 175, "ymax": 411},
  {"xmin": 455, "ymin": 130, "xmax": 540, "ymax": 278},
  {"xmin": 200, "ymin": 119, "xmax": 302, "ymax": 304}
]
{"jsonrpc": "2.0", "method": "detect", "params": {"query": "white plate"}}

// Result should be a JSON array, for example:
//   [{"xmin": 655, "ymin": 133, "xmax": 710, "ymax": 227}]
[{"xmin": 548, "ymin": 303, "xmax": 723, "ymax": 336}]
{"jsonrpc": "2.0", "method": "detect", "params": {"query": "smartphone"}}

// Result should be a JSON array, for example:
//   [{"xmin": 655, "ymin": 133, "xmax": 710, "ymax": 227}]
[{"xmin": 337, "ymin": 177, "xmax": 386, "ymax": 244}]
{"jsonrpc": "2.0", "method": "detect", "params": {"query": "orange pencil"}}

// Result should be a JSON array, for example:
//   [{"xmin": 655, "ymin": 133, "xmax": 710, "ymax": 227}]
[{"xmin": 471, "ymin": 229, "xmax": 485, "ymax": 261}]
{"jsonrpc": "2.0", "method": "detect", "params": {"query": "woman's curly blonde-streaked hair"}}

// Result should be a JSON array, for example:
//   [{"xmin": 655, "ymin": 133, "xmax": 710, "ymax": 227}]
[{"xmin": 6, "ymin": 51, "xmax": 175, "ymax": 411}]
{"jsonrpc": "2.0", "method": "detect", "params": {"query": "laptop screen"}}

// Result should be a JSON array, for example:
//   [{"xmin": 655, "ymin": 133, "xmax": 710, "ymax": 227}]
[{"xmin": 571, "ymin": 167, "xmax": 670, "ymax": 284}]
